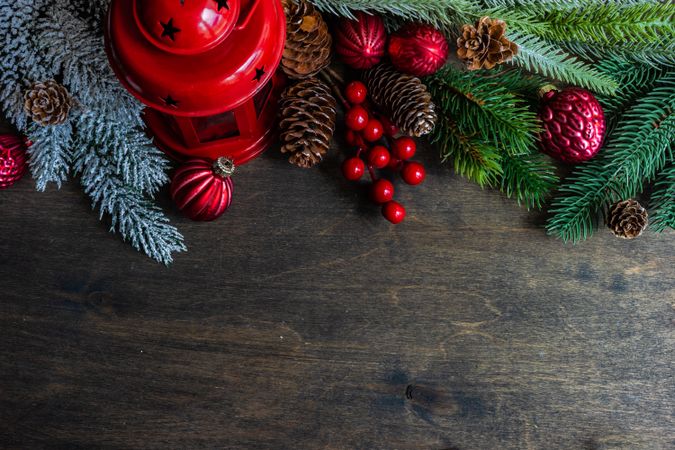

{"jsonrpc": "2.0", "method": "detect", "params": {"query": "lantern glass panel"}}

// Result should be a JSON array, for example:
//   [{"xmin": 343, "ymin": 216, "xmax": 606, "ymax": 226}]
[
  {"xmin": 254, "ymin": 79, "xmax": 274, "ymax": 118},
  {"xmin": 192, "ymin": 110, "xmax": 240, "ymax": 143}
]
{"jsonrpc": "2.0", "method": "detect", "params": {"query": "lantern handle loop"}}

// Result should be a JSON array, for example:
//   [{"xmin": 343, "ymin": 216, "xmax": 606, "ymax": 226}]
[{"xmin": 235, "ymin": 0, "xmax": 261, "ymax": 30}]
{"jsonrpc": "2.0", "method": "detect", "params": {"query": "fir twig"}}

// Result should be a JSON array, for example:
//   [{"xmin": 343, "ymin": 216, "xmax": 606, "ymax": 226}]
[
  {"xmin": 547, "ymin": 71, "xmax": 675, "ymax": 242},
  {"xmin": 500, "ymin": 152, "xmax": 558, "ymax": 210},
  {"xmin": 650, "ymin": 163, "xmax": 675, "ymax": 233}
]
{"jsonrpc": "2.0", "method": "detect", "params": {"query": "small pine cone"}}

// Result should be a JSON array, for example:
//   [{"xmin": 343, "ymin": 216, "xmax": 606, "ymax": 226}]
[
  {"xmin": 279, "ymin": 78, "xmax": 337, "ymax": 168},
  {"xmin": 24, "ymin": 80, "xmax": 73, "ymax": 126},
  {"xmin": 457, "ymin": 17, "xmax": 518, "ymax": 70},
  {"xmin": 281, "ymin": 0, "xmax": 332, "ymax": 80},
  {"xmin": 607, "ymin": 199, "xmax": 648, "ymax": 239},
  {"xmin": 363, "ymin": 64, "xmax": 437, "ymax": 137}
]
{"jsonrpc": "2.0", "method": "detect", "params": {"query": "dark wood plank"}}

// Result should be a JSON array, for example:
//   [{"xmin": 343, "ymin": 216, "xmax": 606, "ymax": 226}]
[{"xmin": 1, "ymin": 141, "xmax": 674, "ymax": 449}]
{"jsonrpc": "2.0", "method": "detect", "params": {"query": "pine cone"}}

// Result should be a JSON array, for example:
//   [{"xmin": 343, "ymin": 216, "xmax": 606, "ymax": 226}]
[
  {"xmin": 24, "ymin": 80, "xmax": 73, "ymax": 126},
  {"xmin": 607, "ymin": 199, "xmax": 648, "ymax": 239},
  {"xmin": 279, "ymin": 78, "xmax": 337, "ymax": 168},
  {"xmin": 363, "ymin": 64, "xmax": 437, "ymax": 137},
  {"xmin": 457, "ymin": 17, "xmax": 518, "ymax": 70},
  {"xmin": 281, "ymin": 0, "xmax": 332, "ymax": 80}
]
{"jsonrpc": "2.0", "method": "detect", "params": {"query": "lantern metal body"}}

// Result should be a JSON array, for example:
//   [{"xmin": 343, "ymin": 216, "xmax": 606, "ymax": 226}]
[{"xmin": 105, "ymin": 0, "xmax": 286, "ymax": 164}]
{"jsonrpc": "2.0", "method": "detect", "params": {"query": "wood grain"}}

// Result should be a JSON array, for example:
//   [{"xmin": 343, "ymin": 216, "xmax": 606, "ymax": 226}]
[{"xmin": 0, "ymin": 139, "xmax": 673, "ymax": 449}]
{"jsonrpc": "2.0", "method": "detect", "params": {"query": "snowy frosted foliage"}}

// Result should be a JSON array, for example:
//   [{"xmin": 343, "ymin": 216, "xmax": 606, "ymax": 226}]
[{"xmin": 0, "ymin": 0, "xmax": 186, "ymax": 264}]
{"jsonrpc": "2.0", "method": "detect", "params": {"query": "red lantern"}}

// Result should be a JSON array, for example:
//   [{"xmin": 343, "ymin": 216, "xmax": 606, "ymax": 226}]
[{"xmin": 105, "ymin": 0, "xmax": 286, "ymax": 165}]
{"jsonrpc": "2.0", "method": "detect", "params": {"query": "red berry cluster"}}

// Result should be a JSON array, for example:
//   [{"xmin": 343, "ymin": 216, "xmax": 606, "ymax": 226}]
[{"xmin": 340, "ymin": 81, "xmax": 426, "ymax": 224}]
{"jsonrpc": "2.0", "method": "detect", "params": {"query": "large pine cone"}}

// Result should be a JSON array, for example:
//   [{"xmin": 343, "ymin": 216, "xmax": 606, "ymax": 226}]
[
  {"xmin": 363, "ymin": 64, "xmax": 437, "ymax": 137},
  {"xmin": 457, "ymin": 17, "xmax": 518, "ymax": 70},
  {"xmin": 607, "ymin": 200, "xmax": 648, "ymax": 239},
  {"xmin": 279, "ymin": 78, "xmax": 337, "ymax": 168},
  {"xmin": 24, "ymin": 80, "xmax": 73, "ymax": 126},
  {"xmin": 281, "ymin": 0, "xmax": 332, "ymax": 80}
]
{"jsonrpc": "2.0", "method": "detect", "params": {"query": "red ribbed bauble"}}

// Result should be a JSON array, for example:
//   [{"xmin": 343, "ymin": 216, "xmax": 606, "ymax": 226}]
[
  {"xmin": 171, "ymin": 157, "xmax": 235, "ymax": 221},
  {"xmin": 334, "ymin": 12, "xmax": 387, "ymax": 70},
  {"xmin": 388, "ymin": 24, "xmax": 449, "ymax": 77},
  {"xmin": 538, "ymin": 87, "xmax": 606, "ymax": 164},
  {"xmin": 0, "ymin": 133, "xmax": 29, "ymax": 189}
]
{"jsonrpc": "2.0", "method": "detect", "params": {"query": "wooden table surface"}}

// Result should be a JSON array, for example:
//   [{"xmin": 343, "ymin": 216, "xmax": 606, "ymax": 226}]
[{"xmin": 1, "ymin": 139, "xmax": 674, "ymax": 449}]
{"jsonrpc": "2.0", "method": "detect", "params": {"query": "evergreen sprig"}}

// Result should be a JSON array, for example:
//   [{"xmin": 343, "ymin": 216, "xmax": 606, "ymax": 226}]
[
  {"xmin": 547, "ymin": 71, "xmax": 675, "ymax": 242},
  {"xmin": 650, "ymin": 163, "xmax": 675, "ymax": 233}
]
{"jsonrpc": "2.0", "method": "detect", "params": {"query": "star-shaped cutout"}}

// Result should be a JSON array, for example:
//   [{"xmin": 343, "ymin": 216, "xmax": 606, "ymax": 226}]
[
  {"xmin": 163, "ymin": 95, "xmax": 180, "ymax": 107},
  {"xmin": 160, "ymin": 18, "xmax": 180, "ymax": 41},
  {"xmin": 253, "ymin": 66, "xmax": 265, "ymax": 82},
  {"xmin": 214, "ymin": 0, "xmax": 230, "ymax": 11}
]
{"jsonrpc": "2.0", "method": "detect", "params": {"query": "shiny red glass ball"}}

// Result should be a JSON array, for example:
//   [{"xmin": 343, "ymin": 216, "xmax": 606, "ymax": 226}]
[
  {"xmin": 382, "ymin": 201, "xmax": 406, "ymax": 224},
  {"xmin": 171, "ymin": 158, "xmax": 234, "ymax": 221},
  {"xmin": 401, "ymin": 161, "xmax": 426, "ymax": 185},
  {"xmin": 345, "ymin": 106, "xmax": 369, "ymax": 132},
  {"xmin": 342, "ymin": 157, "xmax": 365, "ymax": 181},
  {"xmin": 334, "ymin": 12, "xmax": 387, "ymax": 70},
  {"xmin": 539, "ymin": 88, "xmax": 606, "ymax": 164},
  {"xmin": 392, "ymin": 136, "xmax": 417, "ymax": 160},
  {"xmin": 363, "ymin": 119, "xmax": 384, "ymax": 142},
  {"xmin": 388, "ymin": 24, "xmax": 449, "ymax": 77},
  {"xmin": 371, "ymin": 179, "xmax": 395, "ymax": 204},
  {"xmin": 345, "ymin": 81, "xmax": 368, "ymax": 105},
  {"xmin": 367, "ymin": 145, "xmax": 391, "ymax": 169}
]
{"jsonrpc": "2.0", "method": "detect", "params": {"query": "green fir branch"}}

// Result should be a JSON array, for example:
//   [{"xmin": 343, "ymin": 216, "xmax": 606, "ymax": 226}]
[
  {"xmin": 427, "ymin": 66, "xmax": 540, "ymax": 156},
  {"xmin": 309, "ymin": 0, "xmax": 474, "ymax": 25},
  {"xmin": 509, "ymin": 32, "xmax": 618, "ymax": 95},
  {"xmin": 500, "ymin": 152, "xmax": 558, "ymax": 210},
  {"xmin": 650, "ymin": 163, "xmax": 675, "ymax": 233},
  {"xmin": 547, "ymin": 71, "xmax": 675, "ymax": 242}
]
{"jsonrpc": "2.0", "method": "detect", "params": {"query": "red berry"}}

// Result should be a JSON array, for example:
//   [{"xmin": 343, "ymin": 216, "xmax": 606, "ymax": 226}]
[
  {"xmin": 387, "ymin": 157, "xmax": 403, "ymax": 171},
  {"xmin": 342, "ymin": 157, "xmax": 365, "ymax": 181},
  {"xmin": 370, "ymin": 179, "xmax": 394, "ymax": 204},
  {"xmin": 362, "ymin": 119, "xmax": 384, "ymax": 142},
  {"xmin": 392, "ymin": 137, "xmax": 417, "ymax": 160},
  {"xmin": 382, "ymin": 201, "xmax": 406, "ymax": 224},
  {"xmin": 345, "ymin": 130, "xmax": 359, "ymax": 147},
  {"xmin": 401, "ymin": 161, "xmax": 426, "ymax": 185},
  {"xmin": 380, "ymin": 116, "xmax": 399, "ymax": 137},
  {"xmin": 345, "ymin": 81, "xmax": 368, "ymax": 105},
  {"xmin": 345, "ymin": 106, "xmax": 369, "ymax": 131},
  {"xmin": 367, "ymin": 145, "xmax": 391, "ymax": 169}
]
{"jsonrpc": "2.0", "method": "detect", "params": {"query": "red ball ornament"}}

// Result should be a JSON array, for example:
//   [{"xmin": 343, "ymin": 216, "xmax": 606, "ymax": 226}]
[
  {"xmin": 401, "ymin": 161, "xmax": 426, "ymax": 185},
  {"xmin": 345, "ymin": 81, "xmax": 368, "ymax": 105},
  {"xmin": 367, "ymin": 145, "xmax": 391, "ymax": 169},
  {"xmin": 392, "ymin": 136, "xmax": 417, "ymax": 160},
  {"xmin": 362, "ymin": 119, "xmax": 384, "ymax": 142},
  {"xmin": 345, "ymin": 106, "xmax": 369, "ymax": 131},
  {"xmin": 334, "ymin": 12, "xmax": 387, "ymax": 70},
  {"xmin": 0, "ymin": 133, "xmax": 29, "ymax": 189},
  {"xmin": 342, "ymin": 157, "xmax": 365, "ymax": 181},
  {"xmin": 171, "ymin": 157, "xmax": 235, "ymax": 221},
  {"xmin": 370, "ymin": 179, "xmax": 394, "ymax": 204},
  {"xmin": 388, "ymin": 24, "xmax": 449, "ymax": 77},
  {"xmin": 382, "ymin": 201, "xmax": 406, "ymax": 224},
  {"xmin": 538, "ymin": 87, "xmax": 606, "ymax": 164}
]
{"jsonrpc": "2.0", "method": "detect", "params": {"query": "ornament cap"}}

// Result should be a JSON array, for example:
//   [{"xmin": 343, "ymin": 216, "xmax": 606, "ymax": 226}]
[
  {"xmin": 213, "ymin": 157, "xmax": 236, "ymax": 178},
  {"xmin": 538, "ymin": 84, "xmax": 559, "ymax": 99}
]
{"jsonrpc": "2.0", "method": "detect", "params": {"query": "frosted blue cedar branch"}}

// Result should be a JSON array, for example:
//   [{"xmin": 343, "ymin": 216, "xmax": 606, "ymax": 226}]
[{"xmin": 0, "ymin": 0, "xmax": 185, "ymax": 264}]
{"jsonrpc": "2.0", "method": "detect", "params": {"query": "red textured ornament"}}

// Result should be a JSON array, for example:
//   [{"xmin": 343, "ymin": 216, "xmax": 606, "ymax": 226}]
[
  {"xmin": 388, "ymin": 23, "xmax": 449, "ymax": 77},
  {"xmin": 363, "ymin": 119, "xmax": 384, "ymax": 142},
  {"xmin": 342, "ymin": 157, "xmax": 365, "ymax": 181},
  {"xmin": 171, "ymin": 157, "xmax": 235, "ymax": 221},
  {"xmin": 539, "ymin": 87, "xmax": 606, "ymax": 164},
  {"xmin": 0, "ymin": 133, "xmax": 29, "ymax": 189},
  {"xmin": 401, "ymin": 161, "xmax": 426, "ymax": 185},
  {"xmin": 105, "ymin": 0, "xmax": 286, "ymax": 164},
  {"xmin": 382, "ymin": 201, "xmax": 406, "ymax": 224},
  {"xmin": 367, "ymin": 145, "xmax": 391, "ymax": 169},
  {"xmin": 370, "ymin": 179, "xmax": 394, "ymax": 204},
  {"xmin": 334, "ymin": 12, "xmax": 387, "ymax": 70}
]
